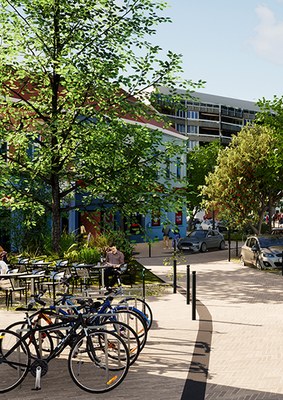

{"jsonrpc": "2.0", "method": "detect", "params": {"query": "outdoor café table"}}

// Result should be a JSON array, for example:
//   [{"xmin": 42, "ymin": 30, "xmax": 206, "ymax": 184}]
[
  {"xmin": 73, "ymin": 263, "xmax": 110, "ymax": 290},
  {"xmin": 17, "ymin": 272, "xmax": 45, "ymax": 297},
  {"xmin": 0, "ymin": 273, "xmax": 26, "ymax": 278},
  {"xmin": 25, "ymin": 262, "xmax": 52, "ymax": 274}
]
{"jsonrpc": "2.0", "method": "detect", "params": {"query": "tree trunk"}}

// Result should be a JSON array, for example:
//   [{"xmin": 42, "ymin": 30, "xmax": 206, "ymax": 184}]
[{"xmin": 51, "ymin": 174, "xmax": 61, "ymax": 253}]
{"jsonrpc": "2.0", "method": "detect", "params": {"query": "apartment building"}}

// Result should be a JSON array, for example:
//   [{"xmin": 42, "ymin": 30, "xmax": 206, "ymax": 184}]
[{"xmin": 156, "ymin": 87, "xmax": 260, "ymax": 148}]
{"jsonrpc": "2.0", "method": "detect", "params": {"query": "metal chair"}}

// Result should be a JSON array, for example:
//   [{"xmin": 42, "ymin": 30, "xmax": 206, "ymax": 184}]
[
  {"xmin": 41, "ymin": 270, "xmax": 66, "ymax": 304},
  {"xmin": 0, "ymin": 275, "xmax": 27, "ymax": 309}
]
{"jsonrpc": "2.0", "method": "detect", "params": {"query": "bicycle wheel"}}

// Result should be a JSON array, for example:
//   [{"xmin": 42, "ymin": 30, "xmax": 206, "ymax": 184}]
[
  {"xmin": 0, "ymin": 329, "xmax": 31, "ymax": 393},
  {"xmin": 112, "ymin": 309, "xmax": 148, "ymax": 351},
  {"xmin": 68, "ymin": 329, "xmax": 129, "ymax": 393},
  {"xmin": 118, "ymin": 297, "xmax": 153, "ymax": 330},
  {"xmin": 6, "ymin": 320, "xmax": 54, "ymax": 359},
  {"xmin": 97, "ymin": 320, "xmax": 140, "ymax": 365}
]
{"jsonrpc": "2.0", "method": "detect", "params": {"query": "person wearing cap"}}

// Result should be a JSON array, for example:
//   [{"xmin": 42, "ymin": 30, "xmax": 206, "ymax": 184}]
[
  {"xmin": 0, "ymin": 246, "xmax": 8, "ymax": 263},
  {"xmin": 104, "ymin": 246, "xmax": 124, "ymax": 290}
]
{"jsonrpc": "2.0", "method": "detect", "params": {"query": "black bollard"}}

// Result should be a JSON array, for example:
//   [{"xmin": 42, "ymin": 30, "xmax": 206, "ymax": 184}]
[
  {"xmin": 142, "ymin": 268, "xmax": 146, "ymax": 300},
  {"xmin": 192, "ymin": 271, "xmax": 196, "ymax": 320},
  {"xmin": 173, "ymin": 259, "xmax": 177, "ymax": 293},
  {"xmin": 236, "ymin": 239, "xmax": 239, "ymax": 257},
  {"xmin": 228, "ymin": 228, "xmax": 231, "ymax": 262},
  {"xmin": 148, "ymin": 242, "xmax": 151, "ymax": 258},
  {"xmin": 186, "ymin": 264, "xmax": 190, "ymax": 304}
]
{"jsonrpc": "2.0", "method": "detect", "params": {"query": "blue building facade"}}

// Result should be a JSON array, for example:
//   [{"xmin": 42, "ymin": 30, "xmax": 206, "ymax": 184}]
[{"xmin": 68, "ymin": 121, "xmax": 188, "ymax": 243}]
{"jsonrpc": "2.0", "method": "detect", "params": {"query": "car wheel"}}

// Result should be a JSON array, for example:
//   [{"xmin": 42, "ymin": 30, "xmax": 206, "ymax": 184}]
[
  {"xmin": 256, "ymin": 258, "xmax": 263, "ymax": 270},
  {"xmin": 240, "ymin": 256, "xmax": 247, "ymax": 266},
  {"xmin": 219, "ymin": 240, "xmax": 225, "ymax": 250},
  {"xmin": 200, "ymin": 242, "xmax": 207, "ymax": 252}
]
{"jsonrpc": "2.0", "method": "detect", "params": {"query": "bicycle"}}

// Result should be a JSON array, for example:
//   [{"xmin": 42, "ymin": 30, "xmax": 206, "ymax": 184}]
[
  {"xmin": 0, "ymin": 311, "xmax": 130, "ymax": 394},
  {"xmin": 6, "ymin": 291, "xmax": 141, "ymax": 365},
  {"xmin": 97, "ymin": 263, "xmax": 153, "ymax": 330}
]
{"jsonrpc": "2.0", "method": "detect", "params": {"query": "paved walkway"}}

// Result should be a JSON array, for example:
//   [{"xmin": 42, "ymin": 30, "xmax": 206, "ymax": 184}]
[{"xmin": 1, "ymin": 241, "xmax": 283, "ymax": 399}]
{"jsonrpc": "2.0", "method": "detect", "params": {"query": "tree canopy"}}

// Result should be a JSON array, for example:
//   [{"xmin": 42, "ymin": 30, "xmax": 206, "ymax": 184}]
[
  {"xmin": 201, "ymin": 125, "xmax": 282, "ymax": 233},
  {"xmin": 186, "ymin": 141, "xmax": 220, "ymax": 219},
  {"xmin": 0, "ymin": 0, "xmax": 198, "ymax": 251}
]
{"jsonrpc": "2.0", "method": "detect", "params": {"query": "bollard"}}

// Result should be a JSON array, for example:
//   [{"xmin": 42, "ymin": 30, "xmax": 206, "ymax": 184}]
[
  {"xmin": 174, "ymin": 239, "xmax": 177, "ymax": 253},
  {"xmin": 192, "ymin": 271, "xmax": 196, "ymax": 320},
  {"xmin": 173, "ymin": 259, "xmax": 177, "ymax": 293},
  {"xmin": 142, "ymin": 268, "xmax": 146, "ymax": 300},
  {"xmin": 236, "ymin": 239, "xmax": 239, "ymax": 257},
  {"xmin": 228, "ymin": 228, "xmax": 231, "ymax": 262},
  {"xmin": 186, "ymin": 264, "xmax": 190, "ymax": 304},
  {"xmin": 148, "ymin": 242, "xmax": 151, "ymax": 258}
]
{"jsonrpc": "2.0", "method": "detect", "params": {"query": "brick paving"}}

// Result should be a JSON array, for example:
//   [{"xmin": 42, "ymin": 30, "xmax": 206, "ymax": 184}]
[{"xmin": 1, "ymin": 241, "xmax": 283, "ymax": 399}]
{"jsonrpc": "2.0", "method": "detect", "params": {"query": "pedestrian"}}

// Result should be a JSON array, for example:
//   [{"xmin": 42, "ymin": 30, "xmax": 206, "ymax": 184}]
[
  {"xmin": 171, "ymin": 227, "xmax": 180, "ymax": 250},
  {"xmin": 162, "ymin": 224, "xmax": 171, "ymax": 249},
  {"xmin": 104, "ymin": 246, "xmax": 125, "ymax": 290}
]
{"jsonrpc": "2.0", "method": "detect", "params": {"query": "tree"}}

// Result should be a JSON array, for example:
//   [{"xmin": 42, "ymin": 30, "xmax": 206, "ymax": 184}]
[
  {"xmin": 186, "ymin": 141, "xmax": 220, "ymax": 226},
  {"xmin": 256, "ymin": 96, "xmax": 283, "ymax": 184},
  {"xmin": 0, "ymin": 0, "xmax": 199, "ymax": 252},
  {"xmin": 201, "ymin": 125, "xmax": 283, "ymax": 233}
]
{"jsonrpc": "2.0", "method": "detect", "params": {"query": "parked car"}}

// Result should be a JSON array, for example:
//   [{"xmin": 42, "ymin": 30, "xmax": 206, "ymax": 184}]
[
  {"xmin": 177, "ymin": 229, "xmax": 226, "ymax": 253},
  {"xmin": 201, "ymin": 219, "xmax": 228, "ymax": 232},
  {"xmin": 240, "ymin": 235, "xmax": 283, "ymax": 269}
]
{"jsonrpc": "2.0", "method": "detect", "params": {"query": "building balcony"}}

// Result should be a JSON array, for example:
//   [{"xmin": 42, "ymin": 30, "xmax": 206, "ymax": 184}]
[
  {"xmin": 221, "ymin": 122, "xmax": 242, "ymax": 132},
  {"xmin": 198, "ymin": 119, "xmax": 220, "ymax": 129}
]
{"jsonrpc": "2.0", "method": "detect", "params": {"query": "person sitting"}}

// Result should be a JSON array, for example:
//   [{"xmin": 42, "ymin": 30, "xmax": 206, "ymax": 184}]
[
  {"xmin": 104, "ymin": 246, "xmax": 125, "ymax": 290},
  {"xmin": 0, "ymin": 246, "xmax": 8, "ymax": 263},
  {"xmin": 0, "ymin": 251, "xmax": 8, "ymax": 274}
]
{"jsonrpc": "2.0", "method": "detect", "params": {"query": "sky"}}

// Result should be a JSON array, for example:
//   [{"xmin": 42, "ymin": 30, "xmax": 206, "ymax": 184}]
[{"xmin": 152, "ymin": 0, "xmax": 283, "ymax": 102}]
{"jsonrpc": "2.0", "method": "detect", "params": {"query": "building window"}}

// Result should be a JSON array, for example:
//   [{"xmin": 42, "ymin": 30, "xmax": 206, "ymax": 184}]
[
  {"xmin": 187, "ymin": 125, "xmax": 198, "ymax": 133},
  {"xmin": 176, "ymin": 157, "xmax": 181, "ymax": 179},
  {"xmin": 187, "ymin": 140, "xmax": 198, "ymax": 150},
  {"xmin": 176, "ymin": 109, "xmax": 187, "ymax": 118},
  {"xmin": 151, "ymin": 211, "xmax": 161, "ymax": 227},
  {"xmin": 127, "ymin": 213, "xmax": 142, "ymax": 234},
  {"xmin": 176, "ymin": 123, "xmax": 186, "ymax": 133},
  {"xmin": 188, "ymin": 111, "xmax": 198, "ymax": 119},
  {"xmin": 175, "ymin": 211, "xmax": 182, "ymax": 225}
]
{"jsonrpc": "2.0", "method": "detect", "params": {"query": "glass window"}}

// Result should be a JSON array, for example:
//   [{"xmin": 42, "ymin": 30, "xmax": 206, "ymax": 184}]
[
  {"xmin": 188, "ymin": 111, "xmax": 198, "ymax": 119},
  {"xmin": 176, "ymin": 123, "xmax": 186, "ymax": 133},
  {"xmin": 151, "ymin": 211, "xmax": 161, "ymax": 227},
  {"xmin": 187, "ymin": 125, "xmax": 198, "ymax": 133},
  {"xmin": 176, "ymin": 109, "xmax": 187, "ymax": 118},
  {"xmin": 176, "ymin": 157, "xmax": 181, "ymax": 179},
  {"xmin": 175, "ymin": 211, "xmax": 182, "ymax": 225}
]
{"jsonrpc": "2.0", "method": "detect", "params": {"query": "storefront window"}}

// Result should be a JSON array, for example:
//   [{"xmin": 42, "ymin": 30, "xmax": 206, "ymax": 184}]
[{"xmin": 175, "ymin": 211, "xmax": 182, "ymax": 225}]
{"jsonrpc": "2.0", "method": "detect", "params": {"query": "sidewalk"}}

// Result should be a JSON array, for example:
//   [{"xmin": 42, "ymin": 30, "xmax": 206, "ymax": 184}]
[
  {"xmin": 135, "ymin": 241, "xmax": 283, "ymax": 399},
  {"xmin": 1, "ymin": 241, "xmax": 283, "ymax": 399}
]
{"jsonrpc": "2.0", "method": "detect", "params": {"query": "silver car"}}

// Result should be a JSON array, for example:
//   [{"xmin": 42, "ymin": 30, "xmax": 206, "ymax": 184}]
[
  {"xmin": 240, "ymin": 235, "xmax": 283, "ymax": 269},
  {"xmin": 177, "ymin": 229, "xmax": 226, "ymax": 253}
]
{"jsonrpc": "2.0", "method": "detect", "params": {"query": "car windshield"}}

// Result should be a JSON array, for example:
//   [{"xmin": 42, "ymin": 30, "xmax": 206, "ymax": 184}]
[
  {"xmin": 258, "ymin": 237, "xmax": 283, "ymax": 248},
  {"xmin": 188, "ymin": 230, "xmax": 207, "ymax": 238}
]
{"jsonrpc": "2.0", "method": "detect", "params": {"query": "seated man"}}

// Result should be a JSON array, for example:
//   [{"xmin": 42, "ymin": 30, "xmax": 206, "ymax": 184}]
[{"xmin": 104, "ymin": 246, "xmax": 124, "ymax": 290}]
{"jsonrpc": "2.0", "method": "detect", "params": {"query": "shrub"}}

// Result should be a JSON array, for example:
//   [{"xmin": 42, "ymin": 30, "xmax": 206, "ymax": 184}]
[{"xmin": 78, "ymin": 247, "xmax": 101, "ymax": 264}]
